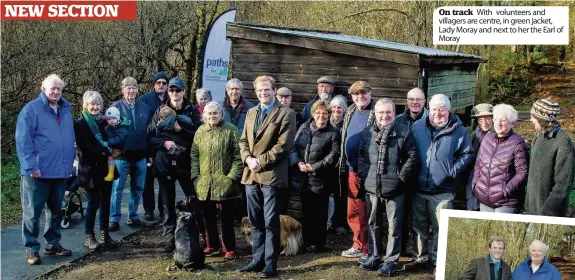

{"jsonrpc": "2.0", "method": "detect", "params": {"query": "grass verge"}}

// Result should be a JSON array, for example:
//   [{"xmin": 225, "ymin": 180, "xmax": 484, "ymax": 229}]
[
  {"xmin": 41, "ymin": 224, "xmax": 433, "ymax": 280},
  {"xmin": 1, "ymin": 154, "xmax": 22, "ymax": 228}
]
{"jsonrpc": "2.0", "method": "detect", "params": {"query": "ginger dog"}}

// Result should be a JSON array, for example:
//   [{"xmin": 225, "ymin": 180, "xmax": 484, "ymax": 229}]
[{"xmin": 241, "ymin": 215, "xmax": 304, "ymax": 256}]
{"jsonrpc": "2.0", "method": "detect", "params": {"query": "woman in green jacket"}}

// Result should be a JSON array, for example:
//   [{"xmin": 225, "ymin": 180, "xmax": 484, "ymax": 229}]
[{"xmin": 191, "ymin": 101, "xmax": 243, "ymax": 260}]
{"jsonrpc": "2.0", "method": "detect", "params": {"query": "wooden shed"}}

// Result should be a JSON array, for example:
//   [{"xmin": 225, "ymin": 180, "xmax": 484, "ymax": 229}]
[{"xmin": 226, "ymin": 22, "xmax": 486, "ymax": 117}]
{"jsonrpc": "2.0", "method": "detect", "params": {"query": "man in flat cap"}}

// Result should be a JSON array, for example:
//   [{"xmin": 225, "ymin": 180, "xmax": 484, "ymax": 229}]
[
  {"xmin": 276, "ymin": 87, "xmax": 293, "ymax": 107},
  {"xmin": 338, "ymin": 81, "xmax": 375, "ymax": 259},
  {"xmin": 276, "ymin": 87, "xmax": 302, "ymax": 129},
  {"xmin": 301, "ymin": 76, "xmax": 335, "ymax": 122},
  {"xmin": 275, "ymin": 86, "xmax": 302, "ymax": 213}
]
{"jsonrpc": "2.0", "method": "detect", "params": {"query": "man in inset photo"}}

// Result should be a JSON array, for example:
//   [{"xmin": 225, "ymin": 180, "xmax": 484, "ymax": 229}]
[{"xmin": 459, "ymin": 236, "xmax": 511, "ymax": 280}]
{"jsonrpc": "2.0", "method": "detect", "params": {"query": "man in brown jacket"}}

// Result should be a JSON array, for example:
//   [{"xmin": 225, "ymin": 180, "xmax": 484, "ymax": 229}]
[
  {"xmin": 237, "ymin": 76, "xmax": 296, "ymax": 278},
  {"xmin": 459, "ymin": 236, "xmax": 511, "ymax": 280}
]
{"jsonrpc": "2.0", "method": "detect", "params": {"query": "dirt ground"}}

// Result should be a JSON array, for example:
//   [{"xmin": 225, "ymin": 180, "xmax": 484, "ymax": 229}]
[{"xmin": 41, "ymin": 223, "xmax": 434, "ymax": 280}]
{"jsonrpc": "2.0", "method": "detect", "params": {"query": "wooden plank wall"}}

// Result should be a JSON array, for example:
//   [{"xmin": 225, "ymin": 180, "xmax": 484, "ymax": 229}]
[
  {"xmin": 426, "ymin": 69, "xmax": 477, "ymax": 110},
  {"xmin": 230, "ymin": 39, "xmax": 419, "ymax": 111}
]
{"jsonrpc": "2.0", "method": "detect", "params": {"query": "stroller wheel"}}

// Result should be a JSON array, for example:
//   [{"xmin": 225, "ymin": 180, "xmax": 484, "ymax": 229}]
[{"xmin": 61, "ymin": 219, "xmax": 70, "ymax": 229}]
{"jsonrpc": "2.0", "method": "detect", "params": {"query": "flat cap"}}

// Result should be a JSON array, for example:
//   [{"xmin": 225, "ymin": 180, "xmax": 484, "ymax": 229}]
[
  {"xmin": 471, "ymin": 103, "xmax": 494, "ymax": 118},
  {"xmin": 348, "ymin": 81, "xmax": 372, "ymax": 95},
  {"xmin": 317, "ymin": 76, "xmax": 335, "ymax": 85},
  {"xmin": 276, "ymin": 87, "xmax": 292, "ymax": 96}
]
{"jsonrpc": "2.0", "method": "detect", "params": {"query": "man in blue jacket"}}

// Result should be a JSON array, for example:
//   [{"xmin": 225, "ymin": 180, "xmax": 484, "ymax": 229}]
[
  {"xmin": 138, "ymin": 71, "xmax": 170, "ymax": 221},
  {"xmin": 406, "ymin": 94, "xmax": 474, "ymax": 272},
  {"xmin": 16, "ymin": 74, "xmax": 76, "ymax": 265},
  {"xmin": 109, "ymin": 77, "xmax": 151, "ymax": 231},
  {"xmin": 512, "ymin": 240, "xmax": 562, "ymax": 280}
]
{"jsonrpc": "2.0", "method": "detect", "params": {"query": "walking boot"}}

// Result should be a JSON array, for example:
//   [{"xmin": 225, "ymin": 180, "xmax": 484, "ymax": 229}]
[
  {"xmin": 99, "ymin": 230, "xmax": 119, "ymax": 249},
  {"xmin": 84, "ymin": 233, "xmax": 101, "ymax": 250}
]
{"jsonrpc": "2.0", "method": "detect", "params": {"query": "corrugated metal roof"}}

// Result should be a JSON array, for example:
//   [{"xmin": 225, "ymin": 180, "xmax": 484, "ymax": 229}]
[{"xmin": 230, "ymin": 22, "xmax": 484, "ymax": 60}]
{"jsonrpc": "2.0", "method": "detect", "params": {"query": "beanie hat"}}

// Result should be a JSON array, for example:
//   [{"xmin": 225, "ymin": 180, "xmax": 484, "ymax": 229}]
[
  {"xmin": 531, "ymin": 98, "xmax": 560, "ymax": 123},
  {"xmin": 105, "ymin": 107, "xmax": 121, "ymax": 120},
  {"xmin": 153, "ymin": 72, "xmax": 169, "ymax": 84}
]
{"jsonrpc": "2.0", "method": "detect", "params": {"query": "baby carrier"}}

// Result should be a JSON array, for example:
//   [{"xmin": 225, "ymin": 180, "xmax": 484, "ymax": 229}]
[{"xmin": 60, "ymin": 159, "xmax": 85, "ymax": 229}]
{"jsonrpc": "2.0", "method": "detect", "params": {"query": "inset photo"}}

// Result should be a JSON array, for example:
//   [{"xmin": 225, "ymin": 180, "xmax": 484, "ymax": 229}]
[{"xmin": 436, "ymin": 210, "xmax": 575, "ymax": 280}]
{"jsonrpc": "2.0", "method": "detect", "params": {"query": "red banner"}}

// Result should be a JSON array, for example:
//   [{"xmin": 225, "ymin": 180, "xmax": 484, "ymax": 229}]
[{"xmin": 1, "ymin": 1, "xmax": 137, "ymax": 20}]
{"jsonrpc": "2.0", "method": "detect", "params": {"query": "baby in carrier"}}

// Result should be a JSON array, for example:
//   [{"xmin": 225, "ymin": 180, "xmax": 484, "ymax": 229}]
[
  {"xmin": 103, "ymin": 107, "xmax": 130, "ymax": 181},
  {"xmin": 154, "ymin": 106, "xmax": 193, "ymax": 177}
]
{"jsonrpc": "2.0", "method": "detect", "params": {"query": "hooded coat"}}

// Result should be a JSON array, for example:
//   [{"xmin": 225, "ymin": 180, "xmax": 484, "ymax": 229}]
[{"xmin": 410, "ymin": 114, "xmax": 474, "ymax": 194}]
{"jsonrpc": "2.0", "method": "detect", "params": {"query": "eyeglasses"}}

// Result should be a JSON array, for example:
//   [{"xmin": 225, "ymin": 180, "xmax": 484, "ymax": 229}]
[
  {"xmin": 407, "ymin": 98, "xmax": 424, "ymax": 102},
  {"xmin": 169, "ymin": 88, "xmax": 183, "ymax": 93},
  {"xmin": 155, "ymin": 81, "xmax": 167, "ymax": 85}
]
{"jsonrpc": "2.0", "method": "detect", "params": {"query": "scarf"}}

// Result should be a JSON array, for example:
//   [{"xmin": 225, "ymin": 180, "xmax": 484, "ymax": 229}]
[
  {"xmin": 375, "ymin": 120, "xmax": 395, "ymax": 187},
  {"xmin": 224, "ymin": 97, "xmax": 247, "ymax": 125},
  {"xmin": 82, "ymin": 108, "xmax": 111, "ymax": 152},
  {"xmin": 545, "ymin": 122, "xmax": 561, "ymax": 138},
  {"xmin": 310, "ymin": 119, "xmax": 319, "ymax": 132},
  {"xmin": 532, "ymin": 122, "xmax": 561, "ymax": 146}
]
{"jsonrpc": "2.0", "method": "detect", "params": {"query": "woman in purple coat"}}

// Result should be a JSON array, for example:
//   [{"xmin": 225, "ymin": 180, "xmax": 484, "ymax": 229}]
[{"xmin": 472, "ymin": 104, "xmax": 529, "ymax": 213}]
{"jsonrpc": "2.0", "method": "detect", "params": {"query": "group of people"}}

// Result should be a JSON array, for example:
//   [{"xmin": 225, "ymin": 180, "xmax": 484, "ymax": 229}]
[
  {"xmin": 16, "ymin": 72, "xmax": 574, "ymax": 279},
  {"xmin": 460, "ymin": 238, "xmax": 562, "ymax": 280}
]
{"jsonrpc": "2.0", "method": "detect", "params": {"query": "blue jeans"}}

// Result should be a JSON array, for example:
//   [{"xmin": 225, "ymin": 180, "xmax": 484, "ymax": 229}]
[
  {"xmin": 21, "ymin": 176, "xmax": 66, "ymax": 253},
  {"xmin": 412, "ymin": 192, "xmax": 454, "ymax": 265},
  {"xmin": 246, "ymin": 184, "xmax": 280, "ymax": 272},
  {"xmin": 109, "ymin": 158, "xmax": 146, "ymax": 223}
]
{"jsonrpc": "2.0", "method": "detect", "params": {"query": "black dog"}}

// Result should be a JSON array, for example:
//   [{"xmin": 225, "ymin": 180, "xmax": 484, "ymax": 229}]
[{"xmin": 173, "ymin": 196, "xmax": 205, "ymax": 269}]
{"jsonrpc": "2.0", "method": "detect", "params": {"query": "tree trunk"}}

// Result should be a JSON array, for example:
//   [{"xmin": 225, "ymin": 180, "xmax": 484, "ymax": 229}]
[{"xmin": 526, "ymin": 45, "xmax": 532, "ymax": 66}]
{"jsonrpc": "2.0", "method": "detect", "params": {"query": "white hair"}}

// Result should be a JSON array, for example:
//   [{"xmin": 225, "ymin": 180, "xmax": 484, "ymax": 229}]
[
  {"xmin": 226, "ymin": 78, "xmax": 243, "ymax": 90},
  {"xmin": 493, "ymin": 104, "xmax": 518, "ymax": 123},
  {"xmin": 121, "ymin": 77, "xmax": 138, "ymax": 88},
  {"xmin": 429, "ymin": 94, "xmax": 451, "ymax": 111},
  {"xmin": 529, "ymin": 240, "xmax": 550, "ymax": 255},
  {"xmin": 195, "ymin": 88, "xmax": 212, "ymax": 100},
  {"xmin": 330, "ymin": 95, "xmax": 348, "ymax": 111},
  {"xmin": 82, "ymin": 91, "xmax": 103, "ymax": 108},
  {"xmin": 41, "ymin": 74, "xmax": 65, "ymax": 90},
  {"xmin": 202, "ymin": 101, "xmax": 223, "ymax": 119},
  {"xmin": 375, "ymin": 98, "xmax": 396, "ymax": 111}
]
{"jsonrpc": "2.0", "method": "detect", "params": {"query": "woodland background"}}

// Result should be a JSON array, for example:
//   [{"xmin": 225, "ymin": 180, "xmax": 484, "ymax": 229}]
[
  {"xmin": 2, "ymin": 1, "xmax": 575, "ymax": 226},
  {"xmin": 446, "ymin": 218, "xmax": 575, "ymax": 279}
]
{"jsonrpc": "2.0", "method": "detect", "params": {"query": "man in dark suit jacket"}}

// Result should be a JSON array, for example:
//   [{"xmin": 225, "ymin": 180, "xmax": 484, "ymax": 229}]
[
  {"xmin": 237, "ymin": 76, "xmax": 296, "ymax": 278},
  {"xmin": 459, "ymin": 237, "xmax": 511, "ymax": 280}
]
